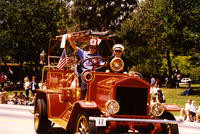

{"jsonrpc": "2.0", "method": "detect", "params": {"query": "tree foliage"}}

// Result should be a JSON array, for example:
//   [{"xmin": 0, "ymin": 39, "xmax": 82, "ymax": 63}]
[
  {"xmin": 118, "ymin": 0, "xmax": 200, "ymax": 78},
  {"xmin": 71, "ymin": 0, "xmax": 137, "ymax": 31},
  {"xmin": 0, "ymin": 0, "xmax": 67, "ymax": 65},
  {"xmin": 0, "ymin": 0, "xmax": 199, "ymax": 81}
]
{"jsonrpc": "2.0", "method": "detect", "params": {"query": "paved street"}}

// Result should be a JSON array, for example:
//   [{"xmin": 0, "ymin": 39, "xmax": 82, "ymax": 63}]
[
  {"xmin": 0, "ymin": 103, "xmax": 200, "ymax": 134},
  {"xmin": 0, "ymin": 104, "xmax": 35, "ymax": 134}
]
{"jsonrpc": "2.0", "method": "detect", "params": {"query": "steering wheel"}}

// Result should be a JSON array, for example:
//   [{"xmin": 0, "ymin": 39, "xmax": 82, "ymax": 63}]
[{"xmin": 81, "ymin": 56, "xmax": 106, "ymax": 71}]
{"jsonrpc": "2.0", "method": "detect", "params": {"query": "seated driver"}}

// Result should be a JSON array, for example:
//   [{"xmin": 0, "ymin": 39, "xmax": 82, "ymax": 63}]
[{"xmin": 68, "ymin": 35, "xmax": 103, "ymax": 99}]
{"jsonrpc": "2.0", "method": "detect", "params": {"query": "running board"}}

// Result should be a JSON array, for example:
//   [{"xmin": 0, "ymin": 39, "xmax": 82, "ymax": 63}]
[{"xmin": 49, "ymin": 118, "xmax": 67, "ymax": 128}]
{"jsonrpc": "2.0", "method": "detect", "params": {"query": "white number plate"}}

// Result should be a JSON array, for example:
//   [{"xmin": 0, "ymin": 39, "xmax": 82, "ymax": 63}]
[{"xmin": 95, "ymin": 118, "xmax": 107, "ymax": 126}]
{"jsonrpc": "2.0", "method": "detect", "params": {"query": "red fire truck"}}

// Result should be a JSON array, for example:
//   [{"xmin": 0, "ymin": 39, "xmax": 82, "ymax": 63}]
[{"xmin": 34, "ymin": 30, "xmax": 181, "ymax": 134}]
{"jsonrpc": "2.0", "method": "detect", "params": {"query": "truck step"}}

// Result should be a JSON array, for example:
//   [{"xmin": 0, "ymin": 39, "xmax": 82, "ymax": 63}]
[{"xmin": 49, "ymin": 118, "xmax": 67, "ymax": 128}]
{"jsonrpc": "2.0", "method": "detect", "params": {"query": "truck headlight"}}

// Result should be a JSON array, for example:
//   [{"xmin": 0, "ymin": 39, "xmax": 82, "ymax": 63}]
[
  {"xmin": 110, "ymin": 58, "xmax": 124, "ymax": 72},
  {"xmin": 105, "ymin": 100, "xmax": 120, "ymax": 115},
  {"xmin": 150, "ymin": 102, "xmax": 164, "ymax": 117}
]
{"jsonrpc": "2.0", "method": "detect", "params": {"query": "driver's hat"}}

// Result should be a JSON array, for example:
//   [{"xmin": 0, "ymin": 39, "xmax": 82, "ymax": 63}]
[
  {"xmin": 90, "ymin": 38, "xmax": 101, "ymax": 46},
  {"xmin": 113, "ymin": 44, "xmax": 124, "ymax": 52}
]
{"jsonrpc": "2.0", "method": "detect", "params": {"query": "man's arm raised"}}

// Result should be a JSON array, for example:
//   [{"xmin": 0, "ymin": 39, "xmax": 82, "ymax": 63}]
[{"xmin": 68, "ymin": 34, "xmax": 78, "ymax": 52}]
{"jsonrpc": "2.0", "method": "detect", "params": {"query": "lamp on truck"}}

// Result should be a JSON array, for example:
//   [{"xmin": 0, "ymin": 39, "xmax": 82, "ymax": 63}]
[
  {"xmin": 150, "ymin": 102, "xmax": 164, "ymax": 117},
  {"xmin": 105, "ymin": 100, "xmax": 120, "ymax": 115},
  {"xmin": 110, "ymin": 58, "xmax": 124, "ymax": 72}
]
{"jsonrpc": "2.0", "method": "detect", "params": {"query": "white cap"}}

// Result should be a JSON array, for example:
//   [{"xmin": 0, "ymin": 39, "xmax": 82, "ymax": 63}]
[{"xmin": 112, "ymin": 44, "xmax": 124, "ymax": 52}]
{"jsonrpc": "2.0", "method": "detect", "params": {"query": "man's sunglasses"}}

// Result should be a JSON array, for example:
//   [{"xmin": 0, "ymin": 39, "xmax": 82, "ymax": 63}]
[{"xmin": 115, "ymin": 50, "xmax": 122, "ymax": 53}]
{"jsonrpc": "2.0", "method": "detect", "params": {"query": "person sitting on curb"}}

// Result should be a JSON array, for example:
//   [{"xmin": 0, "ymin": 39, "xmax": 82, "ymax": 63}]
[
  {"xmin": 178, "ymin": 99, "xmax": 192, "ymax": 121},
  {"xmin": 11, "ymin": 92, "xmax": 19, "ymax": 104},
  {"xmin": 189, "ymin": 100, "xmax": 197, "ymax": 122},
  {"xmin": 196, "ymin": 102, "xmax": 200, "ymax": 123},
  {"xmin": 18, "ymin": 92, "xmax": 26, "ymax": 105}
]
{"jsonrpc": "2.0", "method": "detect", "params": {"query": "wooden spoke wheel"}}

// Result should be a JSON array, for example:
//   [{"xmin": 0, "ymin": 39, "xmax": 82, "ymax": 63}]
[{"xmin": 75, "ymin": 112, "xmax": 89, "ymax": 133}]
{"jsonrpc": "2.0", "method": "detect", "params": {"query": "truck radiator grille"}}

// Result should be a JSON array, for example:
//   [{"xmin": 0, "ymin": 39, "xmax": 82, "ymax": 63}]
[{"xmin": 116, "ymin": 86, "xmax": 148, "ymax": 116}]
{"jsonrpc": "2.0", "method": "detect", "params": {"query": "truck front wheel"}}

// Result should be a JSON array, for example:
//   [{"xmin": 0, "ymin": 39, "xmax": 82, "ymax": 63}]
[
  {"xmin": 34, "ymin": 99, "xmax": 50, "ymax": 134},
  {"xmin": 74, "ymin": 112, "xmax": 89, "ymax": 133}
]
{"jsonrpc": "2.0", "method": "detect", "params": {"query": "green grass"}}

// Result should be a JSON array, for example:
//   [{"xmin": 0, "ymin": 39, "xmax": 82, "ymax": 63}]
[{"xmin": 161, "ymin": 83, "xmax": 200, "ymax": 116}]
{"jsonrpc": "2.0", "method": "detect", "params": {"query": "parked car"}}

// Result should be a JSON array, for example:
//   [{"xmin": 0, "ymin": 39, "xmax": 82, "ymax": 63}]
[{"xmin": 181, "ymin": 78, "xmax": 192, "ymax": 83}]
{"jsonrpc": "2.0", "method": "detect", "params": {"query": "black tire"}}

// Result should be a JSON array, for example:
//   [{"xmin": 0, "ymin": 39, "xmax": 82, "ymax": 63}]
[
  {"xmin": 159, "ymin": 111, "xmax": 179, "ymax": 134},
  {"xmin": 34, "ymin": 99, "xmax": 51, "ymax": 134},
  {"xmin": 89, "ymin": 120, "xmax": 105, "ymax": 134},
  {"xmin": 73, "ymin": 112, "xmax": 89, "ymax": 134}
]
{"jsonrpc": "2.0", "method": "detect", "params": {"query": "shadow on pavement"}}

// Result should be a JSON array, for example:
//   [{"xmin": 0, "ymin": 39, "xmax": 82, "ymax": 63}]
[{"xmin": 48, "ymin": 127, "xmax": 66, "ymax": 134}]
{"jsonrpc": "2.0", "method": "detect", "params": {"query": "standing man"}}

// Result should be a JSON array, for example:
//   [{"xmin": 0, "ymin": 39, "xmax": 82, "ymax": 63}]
[
  {"xmin": 0, "ymin": 72, "xmax": 7, "ymax": 92},
  {"xmin": 31, "ymin": 76, "xmax": 39, "ymax": 97}
]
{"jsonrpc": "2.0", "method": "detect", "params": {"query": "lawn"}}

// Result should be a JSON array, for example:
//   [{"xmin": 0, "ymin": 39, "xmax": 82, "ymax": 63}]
[{"xmin": 161, "ymin": 83, "xmax": 200, "ymax": 116}]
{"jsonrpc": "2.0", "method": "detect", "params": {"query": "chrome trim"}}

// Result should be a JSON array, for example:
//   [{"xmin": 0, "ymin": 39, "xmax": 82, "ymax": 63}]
[{"xmin": 89, "ymin": 117, "xmax": 183, "ymax": 125}]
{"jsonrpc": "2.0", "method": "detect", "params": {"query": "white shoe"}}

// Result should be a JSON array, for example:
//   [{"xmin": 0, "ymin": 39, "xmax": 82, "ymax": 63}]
[
  {"xmin": 178, "ymin": 116, "xmax": 184, "ymax": 121},
  {"xmin": 186, "ymin": 118, "xmax": 190, "ymax": 122}
]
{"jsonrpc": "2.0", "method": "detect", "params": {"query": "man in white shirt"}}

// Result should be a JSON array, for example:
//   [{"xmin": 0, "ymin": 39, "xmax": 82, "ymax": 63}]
[{"xmin": 179, "ymin": 99, "xmax": 192, "ymax": 121}]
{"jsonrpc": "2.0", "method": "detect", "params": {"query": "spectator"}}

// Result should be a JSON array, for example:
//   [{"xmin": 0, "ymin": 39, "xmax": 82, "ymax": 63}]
[
  {"xmin": 18, "ymin": 92, "xmax": 26, "ymax": 105},
  {"xmin": 31, "ymin": 76, "xmax": 39, "ymax": 97},
  {"xmin": 150, "ymin": 74, "xmax": 156, "ymax": 86},
  {"xmin": 189, "ymin": 100, "xmax": 197, "ymax": 122},
  {"xmin": 150, "ymin": 83, "xmax": 160, "ymax": 95},
  {"xmin": 11, "ymin": 91, "xmax": 19, "ymax": 104},
  {"xmin": 150, "ymin": 96, "xmax": 157, "ymax": 105},
  {"xmin": 184, "ymin": 83, "xmax": 194, "ymax": 95},
  {"xmin": 179, "ymin": 99, "xmax": 192, "ymax": 121},
  {"xmin": 176, "ymin": 73, "xmax": 181, "ymax": 88},
  {"xmin": 0, "ymin": 72, "xmax": 7, "ymax": 92},
  {"xmin": 165, "ymin": 76, "xmax": 169, "ymax": 88},
  {"xmin": 157, "ymin": 89, "xmax": 165, "ymax": 103},
  {"xmin": 155, "ymin": 77, "xmax": 160, "ymax": 87},
  {"xmin": 196, "ymin": 103, "xmax": 200, "ymax": 123},
  {"xmin": 7, "ymin": 67, "xmax": 14, "ymax": 82},
  {"xmin": 24, "ymin": 77, "xmax": 31, "ymax": 104},
  {"xmin": 0, "ymin": 91, "xmax": 8, "ymax": 104},
  {"xmin": 173, "ymin": 66, "xmax": 180, "ymax": 88}
]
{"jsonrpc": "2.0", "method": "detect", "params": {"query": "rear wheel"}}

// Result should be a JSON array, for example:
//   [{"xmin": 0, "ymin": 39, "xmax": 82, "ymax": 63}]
[
  {"xmin": 159, "ymin": 111, "xmax": 179, "ymax": 134},
  {"xmin": 34, "ymin": 99, "xmax": 51, "ymax": 134}
]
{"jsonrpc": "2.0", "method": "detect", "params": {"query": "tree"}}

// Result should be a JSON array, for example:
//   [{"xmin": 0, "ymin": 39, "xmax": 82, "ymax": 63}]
[
  {"xmin": 118, "ymin": 0, "xmax": 200, "ymax": 80},
  {"xmin": 71, "ymin": 0, "xmax": 137, "ymax": 31},
  {"xmin": 0, "ymin": 0, "xmax": 69, "ymax": 77}
]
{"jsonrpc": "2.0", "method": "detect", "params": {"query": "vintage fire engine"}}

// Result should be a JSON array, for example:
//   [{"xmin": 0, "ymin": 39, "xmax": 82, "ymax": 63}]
[{"xmin": 34, "ymin": 30, "xmax": 181, "ymax": 134}]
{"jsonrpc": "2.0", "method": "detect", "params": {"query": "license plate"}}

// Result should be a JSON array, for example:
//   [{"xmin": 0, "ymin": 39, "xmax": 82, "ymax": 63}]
[{"xmin": 95, "ymin": 118, "xmax": 107, "ymax": 126}]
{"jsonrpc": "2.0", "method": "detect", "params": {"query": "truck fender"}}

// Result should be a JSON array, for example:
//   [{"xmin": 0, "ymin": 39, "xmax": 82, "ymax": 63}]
[{"xmin": 66, "ymin": 101, "xmax": 101, "ymax": 132}]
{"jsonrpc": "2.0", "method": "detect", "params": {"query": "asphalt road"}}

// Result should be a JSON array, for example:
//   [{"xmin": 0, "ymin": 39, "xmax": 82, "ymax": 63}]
[
  {"xmin": 0, "ymin": 103, "xmax": 35, "ymax": 134},
  {"xmin": 0, "ymin": 103, "xmax": 200, "ymax": 134}
]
